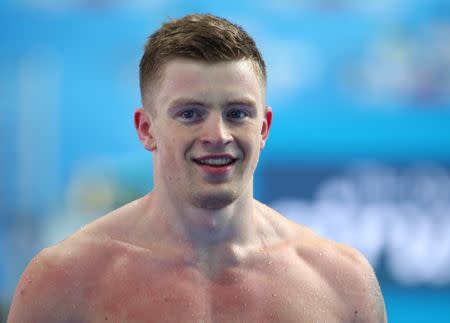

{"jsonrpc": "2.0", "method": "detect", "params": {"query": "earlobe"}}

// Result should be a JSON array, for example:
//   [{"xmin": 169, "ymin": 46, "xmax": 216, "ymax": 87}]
[
  {"xmin": 260, "ymin": 106, "xmax": 272, "ymax": 150},
  {"xmin": 134, "ymin": 108, "xmax": 156, "ymax": 151}
]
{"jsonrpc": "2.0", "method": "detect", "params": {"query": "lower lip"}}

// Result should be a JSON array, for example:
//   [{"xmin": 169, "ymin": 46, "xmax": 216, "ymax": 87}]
[{"xmin": 195, "ymin": 162, "xmax": 235, "ymax": 176}]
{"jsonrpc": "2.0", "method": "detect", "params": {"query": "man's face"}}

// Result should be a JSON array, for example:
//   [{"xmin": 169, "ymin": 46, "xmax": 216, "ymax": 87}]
[{"xmin": 139, "ymin": 59, "xmax": 271, "ymax": 209}]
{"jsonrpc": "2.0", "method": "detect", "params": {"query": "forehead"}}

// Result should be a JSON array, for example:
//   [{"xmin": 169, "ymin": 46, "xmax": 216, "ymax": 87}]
[{"xmin": 154, "ymin": 59, "xmax": 264, "ymax": 108}]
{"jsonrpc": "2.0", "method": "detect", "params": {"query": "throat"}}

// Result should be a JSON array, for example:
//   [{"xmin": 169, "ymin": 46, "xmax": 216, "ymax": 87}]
[{"xmin": 191, "ymin": 243, "xmax": 248, "ymax": 278}]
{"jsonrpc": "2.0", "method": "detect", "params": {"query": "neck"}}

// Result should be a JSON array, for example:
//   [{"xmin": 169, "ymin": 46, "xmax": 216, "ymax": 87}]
[
  {"xmin": 150, "ymin": 184, "xmax": 257, "ymax": 247},
  {"xmin": 139, "ymin": 182, "xmax": 272, "ymax": 273}
]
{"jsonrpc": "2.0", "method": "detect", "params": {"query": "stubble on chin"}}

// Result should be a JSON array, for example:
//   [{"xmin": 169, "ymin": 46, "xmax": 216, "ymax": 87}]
[{"xmin": 190, "ymin": 190, "xmax": 238, "ymax": 210}]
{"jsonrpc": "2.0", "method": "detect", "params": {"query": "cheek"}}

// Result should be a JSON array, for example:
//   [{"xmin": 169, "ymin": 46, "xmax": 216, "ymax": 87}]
[
  {"xmin": 157, "ymin": 137, "xmax": 177, "ymax": 170},
  {"xmin": 248, "ymin": 123, "xmax": 263, "ymax": 149},
  {"xmin": 240, "ymin": 127, "xmax": 262, "ymax": 163},
  {"xmin": 159, "ymin": 135, "xmax": 191, "ymax": 172}
]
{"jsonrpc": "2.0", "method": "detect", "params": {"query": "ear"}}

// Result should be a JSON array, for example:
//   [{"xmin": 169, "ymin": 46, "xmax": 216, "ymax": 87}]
[
  {"xmin": 260, "ymin": 106, "xmax": 272, "ymax": 150},
  {"xmin": 134, "ymin": 108, "xmax": 156, "ymax": 151}
]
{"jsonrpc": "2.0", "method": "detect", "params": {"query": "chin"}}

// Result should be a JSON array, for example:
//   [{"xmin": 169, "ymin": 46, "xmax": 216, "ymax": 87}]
[{"xmin": 190, "ymin": 190, "xmax": 239, "ymax": 210}]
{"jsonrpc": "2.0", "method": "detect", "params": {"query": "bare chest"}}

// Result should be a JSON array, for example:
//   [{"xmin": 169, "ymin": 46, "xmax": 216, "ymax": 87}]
[{"xmin": 81, "ymin": 257, "xmax": 350, "ymax": 323}]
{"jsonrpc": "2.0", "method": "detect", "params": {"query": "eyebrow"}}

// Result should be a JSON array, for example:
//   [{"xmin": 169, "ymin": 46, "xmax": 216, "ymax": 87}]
[
  {"xmin": 225, "ymin": 97, "xmax": 257, "ymax": 108},
  {"xmin": 166, "ymin": 98, "xmax": 205, "ymax": 116},
  {"xmin": 167, "ymin": 96, "xmax": 258, "ymax": 114}
]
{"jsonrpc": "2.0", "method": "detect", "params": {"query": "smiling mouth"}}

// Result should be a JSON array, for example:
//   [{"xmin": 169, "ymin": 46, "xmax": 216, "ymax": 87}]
[{"xmin": 193, "ymin": 157, "xmax": 237, "ymax": 167}]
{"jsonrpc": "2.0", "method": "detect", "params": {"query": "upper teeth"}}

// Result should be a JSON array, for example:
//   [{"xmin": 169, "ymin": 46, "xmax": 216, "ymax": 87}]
[{"xmin": 198, "ymin": 158, "xmax": 232, "ymax": 166}]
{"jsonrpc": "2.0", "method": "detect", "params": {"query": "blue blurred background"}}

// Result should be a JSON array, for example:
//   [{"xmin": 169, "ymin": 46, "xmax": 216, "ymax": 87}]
[{"xmin": 1, "ymin": 0, "xmax": 450, "ymax": 321}]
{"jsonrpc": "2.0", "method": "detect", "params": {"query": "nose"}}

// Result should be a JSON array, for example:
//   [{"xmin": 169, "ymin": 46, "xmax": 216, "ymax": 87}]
[{"xmin": 199, "ymin": 113, "xmax": 233, "ymax": 147}]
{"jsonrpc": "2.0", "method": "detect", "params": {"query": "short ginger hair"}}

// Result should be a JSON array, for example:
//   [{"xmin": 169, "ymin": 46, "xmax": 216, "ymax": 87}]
[{"xmin": 139, "ymin": 14, "xmax": 266, "ymax": 107}]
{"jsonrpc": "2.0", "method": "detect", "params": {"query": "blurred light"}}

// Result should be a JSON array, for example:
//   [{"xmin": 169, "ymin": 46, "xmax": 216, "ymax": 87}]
[
  {"xmin": 16, "ymin": 0, "xmax": 169, "ymax": 12},
  {"xmin": 16, "ymin": 47, "xmax": 62, "ymax": 217}
]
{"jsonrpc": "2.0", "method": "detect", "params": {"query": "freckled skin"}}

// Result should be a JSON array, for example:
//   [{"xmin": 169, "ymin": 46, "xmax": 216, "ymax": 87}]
[{"xmin": 8, "ymin": 60, "xmax": 386, "ymax": 322}]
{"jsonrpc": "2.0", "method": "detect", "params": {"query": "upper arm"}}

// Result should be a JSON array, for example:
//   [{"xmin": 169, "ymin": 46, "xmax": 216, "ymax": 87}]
[
  {"xmin": 7, "ymin": 248, "xmax": 84, "ymax": 323},
  {"xmin": 294, "ymin": 234, "xmax": 387, "ymax": 323},
  {"xmin": 359, "ymin": 264, "xmax": 387, "ymax": 323},
  {"xmin": 340, "ymin": 247, "xmax": 387, "ymax": 323}
]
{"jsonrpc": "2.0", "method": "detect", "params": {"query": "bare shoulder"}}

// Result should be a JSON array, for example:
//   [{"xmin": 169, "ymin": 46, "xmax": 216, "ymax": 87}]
[
  {"xmin": 8, "ymin": 233, "xmax": 100, "ymax": 322},
  {"xmin": 257, "ymin": 202, "xmax": 387, "ymax": 322},
  {"xmin": 8, "ymin": 198, "xmax": 146, "ymax": 323},
  {"xmin": 296, "ymin": 226, "xmax": 387, "ymax": 323}
]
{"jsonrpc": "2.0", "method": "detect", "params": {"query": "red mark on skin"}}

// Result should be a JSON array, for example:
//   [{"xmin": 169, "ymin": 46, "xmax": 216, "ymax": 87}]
[{"xmin": 18, "ymin": 275, "xmax": 33, "ymax": 296}]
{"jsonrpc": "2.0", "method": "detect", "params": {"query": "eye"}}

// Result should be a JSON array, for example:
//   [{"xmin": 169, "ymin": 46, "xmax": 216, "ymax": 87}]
[
  {"xmin": 181, "ymin": 110, "xmax": 195, "ymax": 119},
  {"xmin": 227, "ymin": 109, "xmax": 249, "ymax": 120},
  {"xmin": 177, "ymin": 109, "xmax": 203, "ymax": 122}
]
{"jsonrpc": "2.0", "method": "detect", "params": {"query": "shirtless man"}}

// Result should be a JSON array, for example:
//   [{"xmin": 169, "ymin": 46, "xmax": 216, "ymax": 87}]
[{"xmin": 8, "ymin": 14, "xmax": 387, "ymax": 322}]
